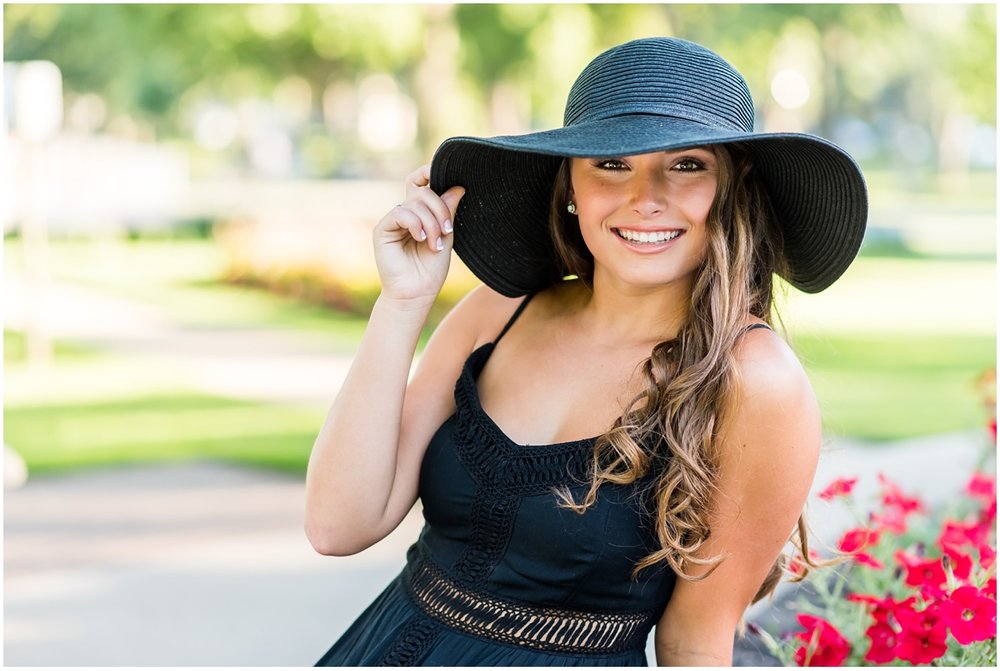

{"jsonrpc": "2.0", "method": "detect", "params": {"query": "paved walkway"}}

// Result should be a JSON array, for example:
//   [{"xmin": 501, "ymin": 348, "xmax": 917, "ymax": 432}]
[
  {"xmin": 3, "ymin": 267, "xmax": 994, "ymax": 665},
  {"xmin": 4, "ymin": 461, "xmax": 425, "ymax": 666}
]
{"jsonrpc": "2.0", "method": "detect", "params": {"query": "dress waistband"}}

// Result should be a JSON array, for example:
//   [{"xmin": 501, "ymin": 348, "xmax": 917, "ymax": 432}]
[{"xmin": 402, "ymin": 552, "xmax": 656, "ymax": 655}]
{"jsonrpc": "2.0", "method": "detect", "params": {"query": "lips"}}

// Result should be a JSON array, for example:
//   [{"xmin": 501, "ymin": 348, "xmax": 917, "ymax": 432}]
[{"xmin": 612, "ymin": 227, "xmax": 685, "ymax": 245}]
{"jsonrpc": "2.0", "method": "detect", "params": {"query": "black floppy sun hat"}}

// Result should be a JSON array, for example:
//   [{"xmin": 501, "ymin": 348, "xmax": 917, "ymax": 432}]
[{"xmin": 430, "ymin": 36, "xmax": 869, "ymax": 297}]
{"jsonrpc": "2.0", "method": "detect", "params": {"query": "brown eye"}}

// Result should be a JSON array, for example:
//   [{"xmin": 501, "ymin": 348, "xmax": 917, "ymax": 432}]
[
  {"xmin": 674, "ymin": 158, "xmax": 704, "ymax": 172},
  {"xmin": 595, "ymin": 159, "xmax": 628, "ymax": 171}
]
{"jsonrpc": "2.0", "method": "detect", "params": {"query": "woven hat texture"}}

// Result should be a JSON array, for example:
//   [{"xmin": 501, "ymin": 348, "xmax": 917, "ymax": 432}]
[{"xmin": 430, "ymin": 37, "xmax": 868, "ymax": 296}]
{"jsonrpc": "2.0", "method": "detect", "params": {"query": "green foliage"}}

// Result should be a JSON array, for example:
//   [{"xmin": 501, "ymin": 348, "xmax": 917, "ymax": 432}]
[
  {"xmin": 454, "ymin": 4, "xmax": 537, "ymax": 87},
  {"xmin": 5, "ymin": 3, "xmax": 994, "ymax": 164}
]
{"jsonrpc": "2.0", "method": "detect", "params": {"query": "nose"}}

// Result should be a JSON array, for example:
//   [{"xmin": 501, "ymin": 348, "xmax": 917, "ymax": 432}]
[{"xmin": 630, "ymin": 169, "xmax": 667, "ymax": 218}]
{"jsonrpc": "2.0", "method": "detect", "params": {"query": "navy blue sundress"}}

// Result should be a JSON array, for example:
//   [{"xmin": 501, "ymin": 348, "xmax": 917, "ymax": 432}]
[{"xmin": 315, "ymin": 294, "xmax": 678, "ymax": 666}]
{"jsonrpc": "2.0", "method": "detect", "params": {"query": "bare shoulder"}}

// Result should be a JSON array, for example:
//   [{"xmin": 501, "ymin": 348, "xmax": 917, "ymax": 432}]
[
  {"xmin": 397, "ymin": 285, "xmax": 525, "ymax": 463},
  {"xmin": 433, "ymin": 284, "xmax": 528, "ymax": 350},
  {"xmin": 720, "ymin": 322, "xmax": 821, "ymax": 493},
  {"xmin": 729, "ymin": 324, "xmax": 817, "ymax": 421}
]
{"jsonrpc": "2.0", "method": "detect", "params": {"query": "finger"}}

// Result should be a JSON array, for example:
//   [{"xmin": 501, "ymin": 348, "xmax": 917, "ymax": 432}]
[
  {"xmin": 404, "ymin": 164, "xmax": 432, "ymax": 198},
  {"xmin": 408, "ymin": 200, "xmax": 445, "ymax": 253},
  {"xmin": 413, "ymin": 187, "xmax": 455, "ymax": 235},
  {"xmin": 386, "ymin": 205, "xmax": 427, "ymax": 244},
  {"xmin": 439, "ymin": 185, "xmax": 466, "ymax": 226}
]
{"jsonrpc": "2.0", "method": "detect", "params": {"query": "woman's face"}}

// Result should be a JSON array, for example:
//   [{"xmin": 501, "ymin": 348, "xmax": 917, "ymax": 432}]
[{"xmin": 568, "ymin": 148, "xmax": 718, "ymax": 292}]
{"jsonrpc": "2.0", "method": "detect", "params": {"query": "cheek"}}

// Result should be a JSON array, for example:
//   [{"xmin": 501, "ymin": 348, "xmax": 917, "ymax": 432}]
[
  {"xmin": 575, "ymin": 219, "xmax": 603, "ymax": 254},
  {"xmin": 684, "ymin": 213, "xmax": 712, "ymax": 266},
  {"xmin": 687, "ymin": 184, "xmax": 717, "ymax": 222}
]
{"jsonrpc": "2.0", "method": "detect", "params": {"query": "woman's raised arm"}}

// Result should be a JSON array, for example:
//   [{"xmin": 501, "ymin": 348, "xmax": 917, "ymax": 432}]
[{"xmin": 304, "ymin": 165, "xmax": 466, "ymax": 556}]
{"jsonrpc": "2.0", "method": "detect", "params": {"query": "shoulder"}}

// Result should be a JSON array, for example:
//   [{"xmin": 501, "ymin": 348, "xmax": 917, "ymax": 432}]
[
  {"xmin": 730, "ymin": 323, "xmax": 816, "ymax": 417},
  {"xmin": 432, "ymin": 284, "xmax": 529, "ymax": 350},
  {"xmin": 402, "ymin": 284, "xmax": 528, "ymax": 439},
  {"xmin": 721, "ymin": 322, "xmax": 821, "ymax": 487},
  {"xmin": 441, "ymin": 279, "xmax": 581, "ymax": 345}
]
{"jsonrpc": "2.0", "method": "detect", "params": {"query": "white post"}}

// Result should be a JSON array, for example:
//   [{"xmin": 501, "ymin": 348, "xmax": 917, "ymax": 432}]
[{"xmin": 11, "ymin": 60, "xmax": 63, "ymax": 368}]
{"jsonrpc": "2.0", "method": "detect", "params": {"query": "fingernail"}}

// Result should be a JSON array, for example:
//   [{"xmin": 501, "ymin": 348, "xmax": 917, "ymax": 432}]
[
  {"xmin": 436, "ymin": 238, "xmax": 444, "ymax": 252},
  {"xmin": 418, "ymin": 229, "xmax": 427, "ymax": 241},
  {"xmin": 443, "ymin": 219, "xmax": 453, "ymax": 234}
]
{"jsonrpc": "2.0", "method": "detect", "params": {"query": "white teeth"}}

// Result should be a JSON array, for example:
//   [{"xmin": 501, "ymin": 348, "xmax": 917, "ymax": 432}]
[{"xmin": 616, "ymin": 229, "xmax": 681, "ymax": 244}]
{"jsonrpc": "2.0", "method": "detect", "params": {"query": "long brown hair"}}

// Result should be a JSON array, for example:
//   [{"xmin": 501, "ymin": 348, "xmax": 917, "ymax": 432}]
[{"xmin": 550, "ymin": 143, "xmax": 827, "ymax": 613}]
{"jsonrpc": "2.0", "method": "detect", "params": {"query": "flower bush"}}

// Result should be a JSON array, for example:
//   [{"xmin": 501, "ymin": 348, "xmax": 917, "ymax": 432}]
[{"xmin": 756, "ymin": 467, "xmax": 997, "ymax": 666}]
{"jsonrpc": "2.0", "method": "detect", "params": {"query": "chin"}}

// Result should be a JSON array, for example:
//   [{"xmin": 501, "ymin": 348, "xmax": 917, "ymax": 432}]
[{"xmin": 611, "ymin": 267, "xmax": 697, "ymax": 291}]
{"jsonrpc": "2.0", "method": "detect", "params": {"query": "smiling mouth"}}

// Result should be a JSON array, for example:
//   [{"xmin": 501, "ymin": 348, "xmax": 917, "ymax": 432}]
[{"xmin": 613, "ymin": 228, "xmax": 685, "ymax": 244}]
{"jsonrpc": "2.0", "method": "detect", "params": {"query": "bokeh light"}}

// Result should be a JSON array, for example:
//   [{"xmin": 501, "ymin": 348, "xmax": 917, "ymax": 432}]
[{"xmin": 770, "ymin": 69, "xmax": 811, "ymax": 110}]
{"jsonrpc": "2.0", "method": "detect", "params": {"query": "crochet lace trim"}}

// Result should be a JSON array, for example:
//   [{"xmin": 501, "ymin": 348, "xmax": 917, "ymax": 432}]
[
  {"xmin": 376, "ymin": 616, "xmax": 439, "ymax": 666},
  {"xmin": 404, "ymin": 553, "xmax": 656, "ymax": 655},
  {"xmin": 453, "ymin": 344, "xmax": 595, "ymax": 496}
]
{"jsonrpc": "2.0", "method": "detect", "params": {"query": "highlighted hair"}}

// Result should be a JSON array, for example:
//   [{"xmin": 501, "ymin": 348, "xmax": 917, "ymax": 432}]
[{"xmin": 548, "ymin": 144, "xmax": 831, "ymax": 617}]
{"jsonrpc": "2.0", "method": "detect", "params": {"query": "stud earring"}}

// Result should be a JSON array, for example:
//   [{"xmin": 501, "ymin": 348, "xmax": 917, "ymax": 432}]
[{"xmin": 566, "ymin": 202, "xmax": 577, "ymax": 215}]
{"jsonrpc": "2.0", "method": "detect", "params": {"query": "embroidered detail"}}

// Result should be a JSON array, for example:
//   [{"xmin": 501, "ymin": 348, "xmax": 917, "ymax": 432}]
[
  {"xmin": 377, "ymin": 615, "xmax": 440, "ymax": 666},
  {"xmin": 405, "ymin": 553, "xmax": 656, "ymax": 655},
  {"xmin": 453, "ymin": 344, "xmax": 595, "ymax": 497},
  {"xmin": 445, "ymin": 343, "xmax": 600, "ymax": 584},
  {"xmin": 453, "ymin": 495, "xmax": 521, "ymax": 585}
]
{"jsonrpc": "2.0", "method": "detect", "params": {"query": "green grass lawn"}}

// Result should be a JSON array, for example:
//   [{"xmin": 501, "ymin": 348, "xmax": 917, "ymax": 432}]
[
  {"xmin": 4, "ymin": 392, "xmax": 324, "ymax": 474},
  {"xmin": 794, "ymin": 333, "xmax": 995, "ymax": 441}
]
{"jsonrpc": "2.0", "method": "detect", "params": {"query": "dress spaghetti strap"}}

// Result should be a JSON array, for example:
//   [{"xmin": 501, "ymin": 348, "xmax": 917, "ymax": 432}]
[
  {"xmin": 493, "ymin": 293, "xmax": 535, "ymax": 345},
  {"xmin": 743, "ymin": 322, "xmax": 772, "ymax": 334}
]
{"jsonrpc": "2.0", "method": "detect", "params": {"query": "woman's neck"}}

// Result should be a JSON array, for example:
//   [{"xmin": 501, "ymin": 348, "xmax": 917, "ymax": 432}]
[{"xmin": 568, "ymin": 272, "xmax": 694, "ymax": 348}]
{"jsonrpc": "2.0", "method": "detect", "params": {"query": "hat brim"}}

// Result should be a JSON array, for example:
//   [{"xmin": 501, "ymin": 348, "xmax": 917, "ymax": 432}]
[{"xmin": 430, "ymin": 114, "xmax": 868, "ymax": 296}]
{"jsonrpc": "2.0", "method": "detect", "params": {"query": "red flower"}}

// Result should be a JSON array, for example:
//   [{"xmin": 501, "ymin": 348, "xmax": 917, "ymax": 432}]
[
  {"xmin": 967, "ymin": 472, "xmax": 996, "ymax": 503},
  {"xmin": 893, "ymin": 602, "xmax": 949, "ymax": 665},
  {"xmin": 786, "ymin": 549, "xmax": 821, "ymax": 579},
  {"xmin": 793, "ymin": 614, "xmax": 851, "ymax": 666},
  {"xmin": 878, "ymin": 473, "xmax": 924, "ymax": 514},
  {"xmin": 848, "ymin": 593, "xmax": 916, "ymax": 624},
  {"xmin": 819, "ymin": 476, "xmax": 858, "ymax": 501},
  {"xmin": 854, "ymin": 552, "xmax": 885, "ymax": 569},
  {"xmin": 985, "ymin": 577, "xmax": 997, "ymax": 600},
  {"xmin": 981, "ymin": 544, "xmax": 997, "ymax": 571},
  {"xmin": 938, "ymin": 519, "xmax": 987, "ymax": 551},
  {"xmin": 786, "ymin": 557, "xmax": 806, "ymax": 579},
  {"xmin": 863, "ymin": 621, "xmax": 899, "ymax": 664},
  {"xmin": 896, "ymin": 551, "xmax": 947, "ymax": 590},
  {"xmin": 939, "ymin": 584, "xmax": 998, "ymax": 644},
  {"xmin": 869, "ymin": 506, "xmax": 908, "ymax": 534},
  {"xmin": 942, "ymin": 546, "xmax": 973, "ymax": 582},
  {"xmin": 979, "ymin": 496, "xmax": 997, "ymax": 526},
  {"xmin": 838, "ymin": 527, "xmax": 880, "ymax": 553},
  {"xmin": 837, "ymin": 527, "xmax": 884, "ymax": 569}
]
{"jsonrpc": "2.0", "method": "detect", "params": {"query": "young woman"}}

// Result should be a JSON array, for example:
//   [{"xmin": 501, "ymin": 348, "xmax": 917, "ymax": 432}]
[{"xmin": 305, "ymin": 37, "xmax": 867, "ymax": 666}]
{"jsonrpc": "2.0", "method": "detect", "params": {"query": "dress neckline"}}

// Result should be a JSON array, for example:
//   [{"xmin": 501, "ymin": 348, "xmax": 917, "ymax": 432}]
[{"xmin": 461, "ymin": 342, "xmax": 601, "ymax": 451}]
